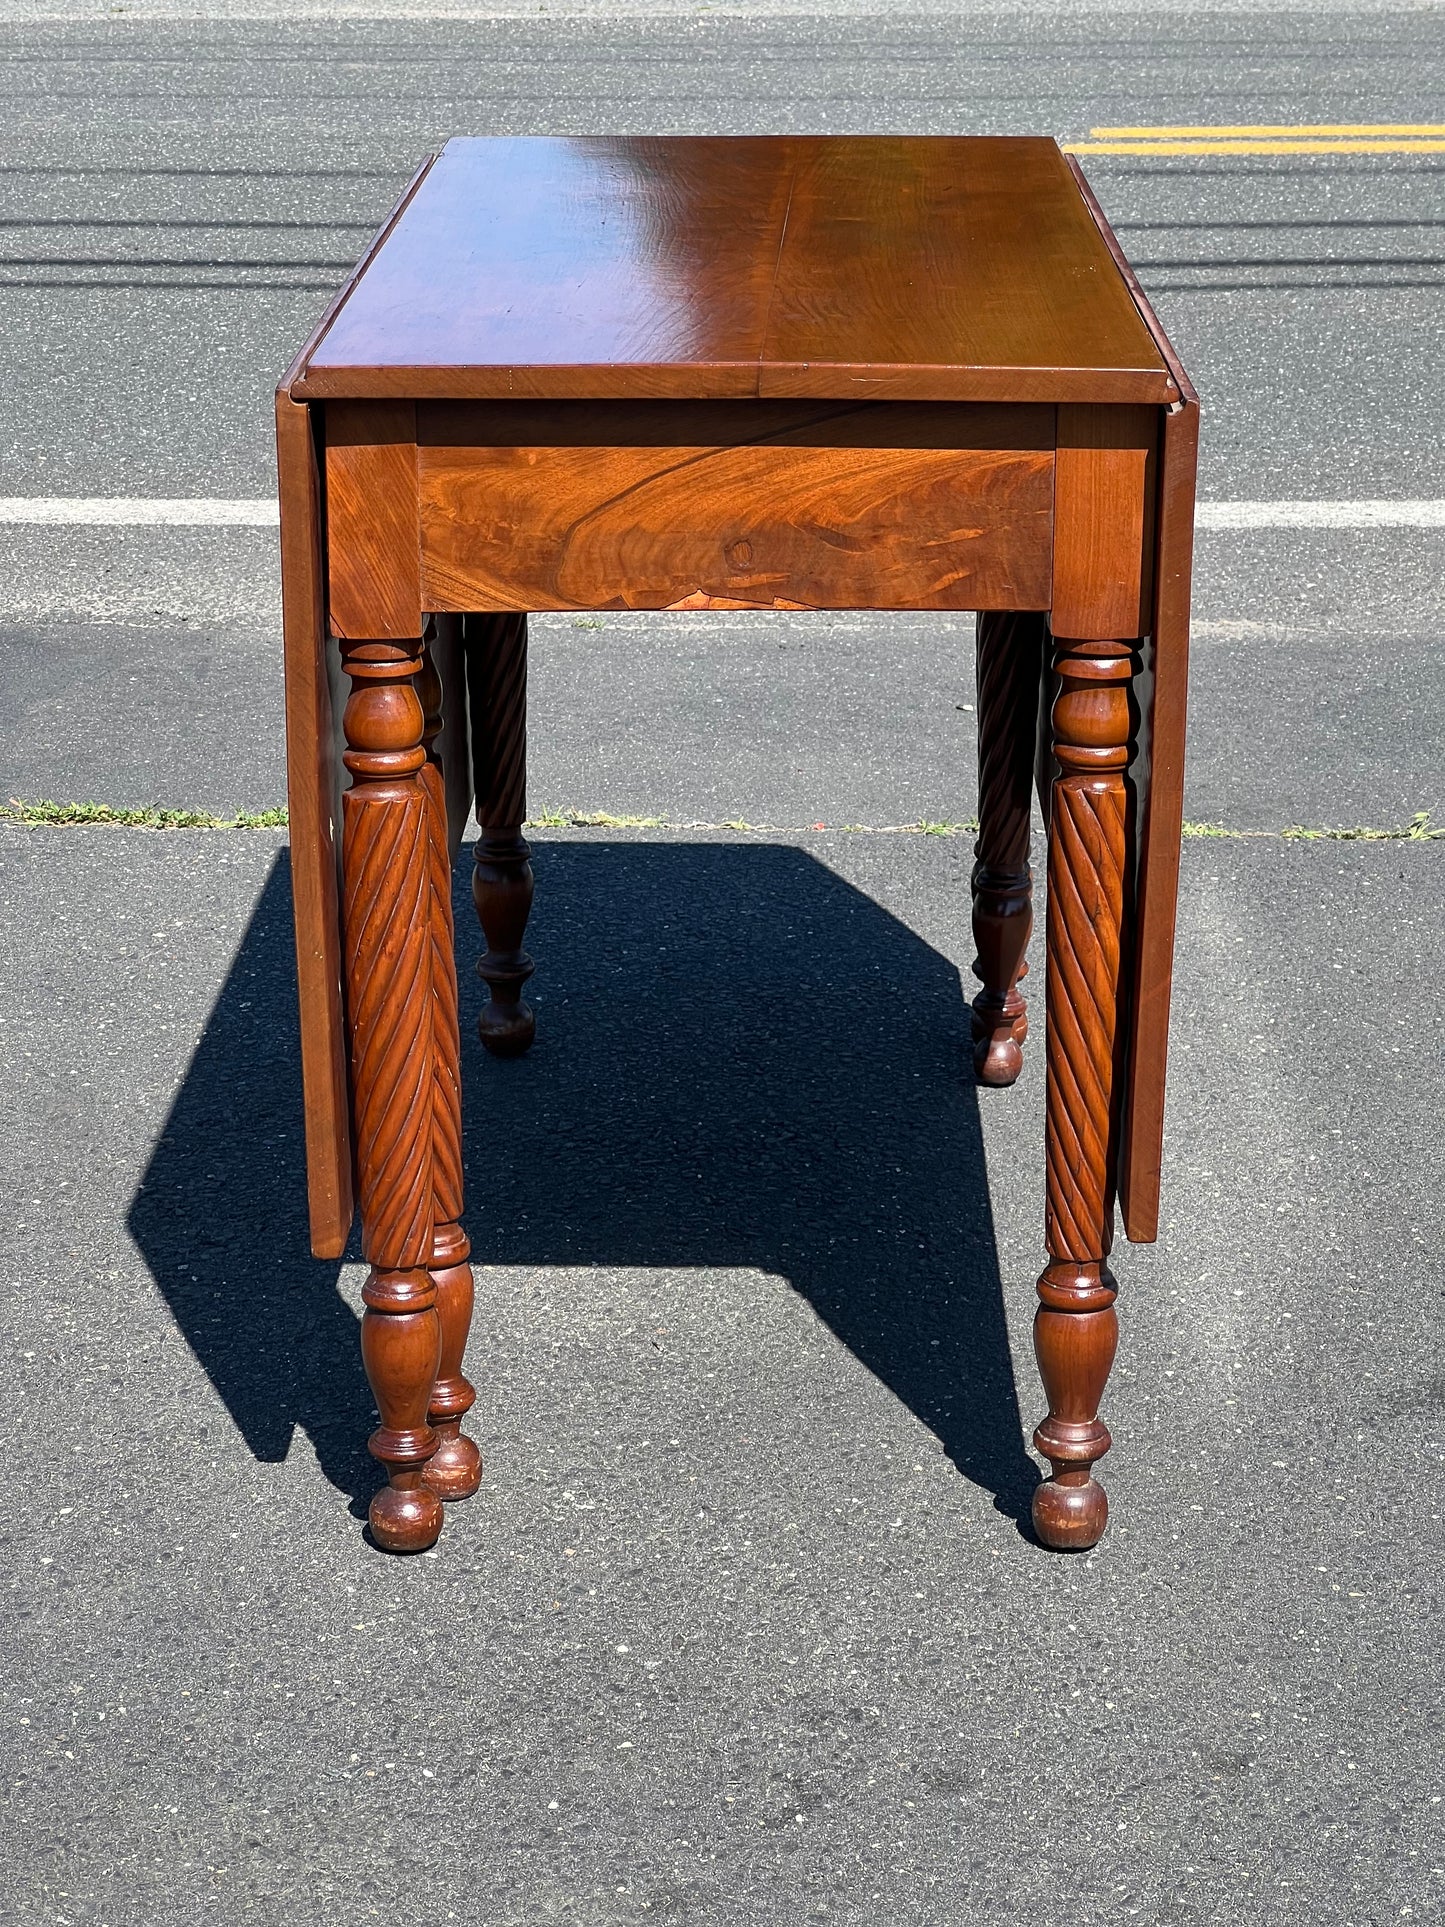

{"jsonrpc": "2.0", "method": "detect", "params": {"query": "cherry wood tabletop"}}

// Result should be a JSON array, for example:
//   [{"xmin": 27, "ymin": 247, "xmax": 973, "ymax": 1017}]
[{"xmin": 294, "ymin": 135, "xmax": 1176, "ymax": 405}]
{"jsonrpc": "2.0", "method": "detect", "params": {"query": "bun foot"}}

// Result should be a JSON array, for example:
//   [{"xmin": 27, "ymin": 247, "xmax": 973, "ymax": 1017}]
[
  {"xmin": 1032, "ymin": 1474, "xmax": 1108, "ymax": 1551},
  {"xmin": 424, "ymin": 1431, "xmax": 483, "ymax": 1501},
  {"xmin": 971, "ymin": 997, "xmax": 1027, "ymax": 1086},
  {"xmin": 973, "ymin": 1029, "xmax": 1024, "ymax": 1086},
  {"xmin": 369, "ymin": 1481, "xmax": 445, "ymax": 1554},
  {"xmin": 478, "ymin": 997, "xmax": 535, "ymax": 1057}
]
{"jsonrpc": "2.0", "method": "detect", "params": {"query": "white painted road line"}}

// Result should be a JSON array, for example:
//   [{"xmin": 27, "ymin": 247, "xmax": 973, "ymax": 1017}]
[
  {"xmin": 0, "ymin": 498, "xmax": 281, "ymax": 526},
  {"xmin": 1195, "ymin": 500, "xmax": 1445, "ymax": 529},
  {"xmin": 1, "ymin": 497, "xmax": 1444, "ymax": 529}
]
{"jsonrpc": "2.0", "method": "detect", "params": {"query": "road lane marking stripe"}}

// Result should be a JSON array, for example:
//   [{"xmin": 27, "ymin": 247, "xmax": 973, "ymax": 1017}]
[
  {"xmin": 0, "ymin": 497, "xmax": 280, "ymax": 526},
  {"xmin": 2, "ymin": 499, "xmax": 1443, "ymax": 530},
  {"xmin": 1195, "ymin": 501, "xmax": 1445, "ymax": 529},
  {"xmin": 1071, "ymin": 122, "xmax": 1445, "ymax": 157},
  {"xmin": 1067, "ymin": 140, "xmax": 1445, "ymax": 156},
  {"xmin": 1091, "ymin": 124, "xmax": 1445, "ymax": 139}
]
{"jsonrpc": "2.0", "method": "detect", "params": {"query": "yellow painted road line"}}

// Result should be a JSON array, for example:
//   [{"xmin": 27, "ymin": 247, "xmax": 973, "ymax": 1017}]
[
  {"xmin": 1091, "ymin": 123, "xmax": 1445, "ymax": 138},
  {"xmin": 1067, "ymin": 139, "xmax": 1445, "ymax": 156},
  {"xmin": 1069, "ymin": 121, "xmax": 1445, "ymax": 156}
]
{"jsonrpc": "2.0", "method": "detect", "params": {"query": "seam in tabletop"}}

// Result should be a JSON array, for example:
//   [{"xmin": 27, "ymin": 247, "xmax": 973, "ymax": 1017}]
[{"xmin": 755, "ymin": 154, "xmax": 799, "ymax": 397}]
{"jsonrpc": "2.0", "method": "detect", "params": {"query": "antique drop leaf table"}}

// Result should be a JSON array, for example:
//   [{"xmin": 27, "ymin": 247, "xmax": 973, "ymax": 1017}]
[{"xmin": 276, "ymin": 135, "xmax": 1198, "ymax": 1555}]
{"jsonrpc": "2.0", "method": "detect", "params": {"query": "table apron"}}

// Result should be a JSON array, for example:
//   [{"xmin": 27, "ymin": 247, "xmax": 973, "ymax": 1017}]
[
  {"xmin": 419, "ymin": 439, "xmax": 1052, "ymax": 614},
  {"xmin": 322, "ymin": 398, "xmax": 1156, "ymax": 637}
]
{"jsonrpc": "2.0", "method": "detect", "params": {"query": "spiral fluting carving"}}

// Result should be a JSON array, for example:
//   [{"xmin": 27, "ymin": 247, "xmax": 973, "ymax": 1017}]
[
  {"xmin": 974, "ymin": 610, "xmax": 1045, "ymax": 877},
  {"xmin": 343, "ymin": 785, "xmax": 434, "ymax": 1269},
  {"xmin": 420, "ymin": 759, "xmax": 464, "ymax": 1226},
  {"xmin": 971, "ymin": 612, "xmax": 1046, "ymax": 1082},
  {"xmin": 1044, "ymin": 778, "xmax": 1128, "ymax": 1259},
  {"xmin": 413, "ymin": 640, "xmax": 466, "ymax": 1229},
  {"xmin": 421, "ymin": 739, "xmax": 481, "ymax": 1499},
  {"xmin": 466, "ymin": 612, "xmax": 528, "ymax": 830},
  {"xmin": 1029, "ymin": 633, "xmax": 1135, "ymax": 1551},
  {"xmin": 463, "ymin": 612, "xmax": 537, "ymax": 1057},
  {"xmin": 338, "ymin": 641, "xmax": 450, "ymax": 1549}
]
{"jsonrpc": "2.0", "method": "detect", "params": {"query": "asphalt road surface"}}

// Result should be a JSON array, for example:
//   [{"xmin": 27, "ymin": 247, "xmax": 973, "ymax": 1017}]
[{"xmin": 1, "ymin": 7, "xmax": 1442, "ymax": 1925}]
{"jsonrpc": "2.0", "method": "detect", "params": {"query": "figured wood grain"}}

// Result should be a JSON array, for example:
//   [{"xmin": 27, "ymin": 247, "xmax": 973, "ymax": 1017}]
[
  {"xmin": 1051, "ymin": 403, "xmax": 1157, "ymax": 642},
  {"xmin": 296, "ymin": 136, "xmax": 1176, "ymax": 405},
  {"xmin": 417, "ymin": 402, "xmax": 1054, "ymax": 613},
  {"xmin": 325, "ymin": 400, "xmax": 422, "ymax": 640},
  {"xmin": 276, "ymin": 387, "xmax": 353, "ymax": 1260}
]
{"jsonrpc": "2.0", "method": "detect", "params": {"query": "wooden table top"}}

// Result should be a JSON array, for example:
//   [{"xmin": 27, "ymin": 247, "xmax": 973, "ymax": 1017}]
[{"xmin": 295, "ymin": 135, "xmax": 1175, "ymax": 406}]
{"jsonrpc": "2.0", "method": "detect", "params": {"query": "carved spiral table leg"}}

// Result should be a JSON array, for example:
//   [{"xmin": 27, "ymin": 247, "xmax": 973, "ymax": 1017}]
[
  {"xmin": 1032, "ymin": 633, "xmax": 1134, "ymax": 1552},
  {"xmin": 415, "ymin": 644, "xmax": 483, "ymax": 1502},
  {"xmin": 971, "ymin": 611, "xmax": 1046, "ymax": 1085},
  {"xmin": 464, "ymin": 612, "xmax": 535, "ymax": 1057},
  {"xmin": 341, "ymin": 638, "xmax": 445, "ymax": 1554}
]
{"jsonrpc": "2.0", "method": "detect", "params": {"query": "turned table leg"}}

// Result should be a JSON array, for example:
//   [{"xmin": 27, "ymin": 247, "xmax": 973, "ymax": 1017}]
[
  {"xmin": 971, "ymin": 610, "xmax": 1046, "ymax": 1085},
  {"xmin": 415, "ymin": 641, "xmax": 483, "ymax": 1501},
  {"xmin": 464, "ymin": 612, "xmax": 536, "ymax": 1057},
  {"xmin": 1032, "ymin": 632, "xmax": 1134, "ymax": 1551},
  {"xmin": 340, "ymin": 637, "xmax": 445, "ymax": 1554}
]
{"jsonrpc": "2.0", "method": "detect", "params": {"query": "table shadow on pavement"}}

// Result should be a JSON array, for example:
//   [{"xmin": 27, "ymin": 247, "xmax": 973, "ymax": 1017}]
[{"xmin": 128, "ymin": 840, "xmax": 1038, "ymax": 1531}]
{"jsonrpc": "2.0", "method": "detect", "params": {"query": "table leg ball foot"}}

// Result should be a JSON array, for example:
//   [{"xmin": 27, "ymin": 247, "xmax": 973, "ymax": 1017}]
[
  {"xmin": 368, "ymin": 1483, "xmax": 445, "ymax": 1554},
  {"xmin": 1031, "ymin": 1475, "xmax": 1108, "ymax": 1551},
  {"xmin": 478, "ymin": 999, "xmax": 535, "ymax": 1057},
  {"xmin": 974, "ymin": 1032, "xmax": 1024, "ymax": 1086},
  {"xmin": 424, "ymin": 1432, "xmax": 483, "ymax": 1500},
  {"xmin": 971, "ymin": 996, "xmax": 1027, "ymax": 1086}
]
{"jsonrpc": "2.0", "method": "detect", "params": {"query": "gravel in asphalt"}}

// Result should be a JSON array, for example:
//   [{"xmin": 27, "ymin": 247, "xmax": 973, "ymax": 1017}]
[
  {"xmin": 2, "ymin": 822, "xmax": 1441, "ymax": 1922},
  {"xmin": 1, "ymin": 8, "xmax": 1442, "ymax": 1924}
]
